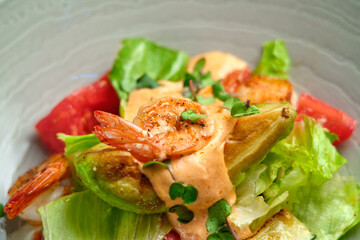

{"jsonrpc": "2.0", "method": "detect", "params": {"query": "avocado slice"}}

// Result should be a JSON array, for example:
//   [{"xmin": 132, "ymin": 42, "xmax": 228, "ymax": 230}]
[
  {"xmin": 72, "ymin": 144, "xmax": 166, "ymax": 214},
  {"xmin": 225, "ymin": 103, "xmax": 296, "ymax": 184}
]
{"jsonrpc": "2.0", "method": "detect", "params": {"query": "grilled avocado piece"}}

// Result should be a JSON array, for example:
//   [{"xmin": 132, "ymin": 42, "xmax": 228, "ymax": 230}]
[
  {"xmin": 73, "ymin": 144, "xmax": 166, "ymax": 213},
  {"xmin": 225, "ymin": 103, "xmax": 296, "ymax": 183},
  {"xmin": 248, "ymin": 209, "xmax": 314, "ymax": 239}
]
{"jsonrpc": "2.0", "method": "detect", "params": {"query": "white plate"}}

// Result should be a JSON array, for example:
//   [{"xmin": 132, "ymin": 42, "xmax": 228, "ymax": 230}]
[{"xmin": 1, "ymin": 0, "xmax": 359, "ymax": 239}]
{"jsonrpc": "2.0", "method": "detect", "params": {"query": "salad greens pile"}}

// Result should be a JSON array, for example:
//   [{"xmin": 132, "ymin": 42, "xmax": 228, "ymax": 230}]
[
  {"xmin": 36, "ymin": 38, "xmax": 359, "ymax": 240},
  {"xmin": 231, "ymin": 117, "xmax": 360, "ymax": 240}
]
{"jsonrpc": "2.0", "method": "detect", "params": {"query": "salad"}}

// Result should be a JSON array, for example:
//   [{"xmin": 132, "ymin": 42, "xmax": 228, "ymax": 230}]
[{"xmin": 1, "ymin": 38, "xmax": 358, "ymax": 240}]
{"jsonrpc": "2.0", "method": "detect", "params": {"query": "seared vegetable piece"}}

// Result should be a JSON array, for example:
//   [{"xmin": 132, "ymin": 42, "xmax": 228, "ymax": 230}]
[
  {"xmin": 225, "ymin": 103, "xmax": 296, "ymax": 183},
  {"xmin": 39, "ymin": 191, "xmax": 172, "ymax": 240},
  {"xmin": 247, "ymin": 210, "xmax": 314, "ymax": 240},
  {"xmin": 73, "ymin": 144, "xmax": 166, "ymax": 213}
]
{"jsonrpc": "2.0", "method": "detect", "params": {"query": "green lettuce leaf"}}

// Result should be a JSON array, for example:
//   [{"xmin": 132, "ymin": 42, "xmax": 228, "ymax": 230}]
[
  {"xmin": 286, "ymin": 117, "xmax": 345, "ymax": 183},
  {"xmin": 109, "ymin": 38, "xmax": 189, "ymax": 102},
  {"xmin": 253, "ymin": 39, "xmax": 291, "ymax": 79},
  {"xmin": 260, "ymin": 116, "xmax": 346, "ymax": 201},
  {"xmin": 38, "ymin": 191, "xmax": 171, "ymax": 240},
  {"xmin": 290, "ymin": 174, "xmax": 360, "ymax": 240},
  {"xmin": 229, "ymin": 164, "xmax": 288, "ymax": 231},
  {"xmin": 58, "ymin": 133, "xmax": 103, "ymax": 191},
  {"xmin": 58, "ymin": 133, "xmax": 100, "ymax": 155},
  {"xmin": 251, "ymin": 117, "xmax": 359, "ymax": 239}
]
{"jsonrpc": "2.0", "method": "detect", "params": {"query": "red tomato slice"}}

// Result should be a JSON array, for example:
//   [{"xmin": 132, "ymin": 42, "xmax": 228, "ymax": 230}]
[
  {"xmin": 35, "ymin": 72, "xmax": 119, "ymax": 153},
  {"xmin": 296, "ymin": 93, "xmax": 357, "ymax": 145},
  {"xmin": 163, "ymin": 230, "xmax": 180, "ymax": 240}
]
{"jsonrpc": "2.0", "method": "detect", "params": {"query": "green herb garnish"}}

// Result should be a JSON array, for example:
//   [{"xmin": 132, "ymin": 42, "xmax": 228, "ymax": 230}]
[
  {"xmin": 197, "ymin": 95, "xmax": 216, "ymax": 105},
  {"xmin": 184, "ymin": 58, "xmax": 216, "ymax": 89},
  {"xmin": 207, "ymin": 200, "xmax": 232, "ymax": 233},
  {"xmin": 142, "ymin": 160, "xmax": 178, "ymax": 183},
  {"xmin": 183, "ymin": 58, "xmax": 217, "ymax": 101},
  {"xmin": 194, "ymin": 57, "xmax": 206, "ymax": 73},
  {"xmin": 136, "ymin": 73, "xmax": 160, "ymax": 89},
  {"xmin": 169, "ymin": 183, "xmax": 186, "ymax": 200},
  {"xmin": 197, "ymin": 72, "xmax": 216, "ymax": 87},
  {"xmin": 212, "ymin": 82, "xmax": 232, "ymax": 102},
  {"xmin": 324, "ymin": 131, "xmax": 339, "ymax": 144},
  {"xmin": 206, "ymin": 200, "xmax": 237, "ymax": 240},
  {"xmin": 142, "ymin": 160, "xmax": 170, "ymax": 169},
  {"xmin": 181, "ymin": 110, "xmax": 207, "ymax": 124},
  {"xmin": 230, "ymin": 101, "xmax": 260, "ymax": 117},
  {"xmin": 182, "ymin": 185, "xmax": 198, "ymax": 205},
  {"xmin": 224, "ymin": 97, "xmax": 260, "ymax": 117},
  {"xmin": 169, "ymin": 205, "xmax": 194, "ymax": 224},
  {"xmin": 223, "ymin": 97, "xmax": 241, "ymax": 109},
  {"xmin": 208, "ymin": 226, "xmax": 235, "ymax": 240},
  {"xmin": 169, "ymin": 182, "xmax": 198, "ymax": 205},
  {"xmin": 0, "ymin": 203, "xmax": 4, "ymax": 218}
]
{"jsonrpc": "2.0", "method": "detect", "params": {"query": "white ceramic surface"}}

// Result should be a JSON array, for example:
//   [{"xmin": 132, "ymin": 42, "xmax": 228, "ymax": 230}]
[{"xmin": 0, "ymin": 0, "xmax": 359, "ymax": 239}]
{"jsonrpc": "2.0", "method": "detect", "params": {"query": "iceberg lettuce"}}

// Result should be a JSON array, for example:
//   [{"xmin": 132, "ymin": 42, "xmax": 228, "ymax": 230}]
[
  {"xmin": 250, "ymin": 117, "xmax": 359, "ymax": 239},
  {"xmin": 57, "ymin": 133, "xmax": 100, "ymax": 155},
  {"xmin": 291, "ymin": 174, "xmax": 360, "ymax": 240},
  {"xmin": 38, "ymin": 191, "xmax": 171, "ymax": 240},
  {"xmin": 260, "ymin": 117, "xmax": 346, "ymax": 200},
  {"xmin": 229, "ymin": 164, "xmax": 288, "ymax": 231}
]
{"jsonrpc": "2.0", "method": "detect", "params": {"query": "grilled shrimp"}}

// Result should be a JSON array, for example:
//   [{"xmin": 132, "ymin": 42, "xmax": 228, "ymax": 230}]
[
  {"xmin": 94, "ymin": 97, "xmax": 215, "ymax": 162},
  {"xmin": 4, "ymin": 154, "xmax": 70, "ymax": 221},
  {"xmin": 222, "ymin": 70, "xmax": 293, "ymax": 104}
]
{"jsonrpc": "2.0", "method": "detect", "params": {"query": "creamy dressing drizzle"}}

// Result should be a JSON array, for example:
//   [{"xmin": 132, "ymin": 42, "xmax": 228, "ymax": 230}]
[
  {"xmin": 122, "ymin": 50, "xmax": 291, "ymax": 239},
  {"xmin": 125, "ymin": 81, "xmax": 184, "ymax": 122},
  {"xmin": 126, "ymin": 50, "xmax": 251, "ymax": 239},
  {"xmin": 143, "ymin": 105, "xmax": 237, "ymax": 240}
]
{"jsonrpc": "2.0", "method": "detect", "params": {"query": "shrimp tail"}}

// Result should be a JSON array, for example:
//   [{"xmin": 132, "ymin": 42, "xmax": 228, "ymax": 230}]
[
  {"xmin": 4, "ymin": 160, "xmax": 68, "ymax": 219},
  {"xmin": 93, "ymin": 111, "xmax": 156, "ymax": 162}
]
